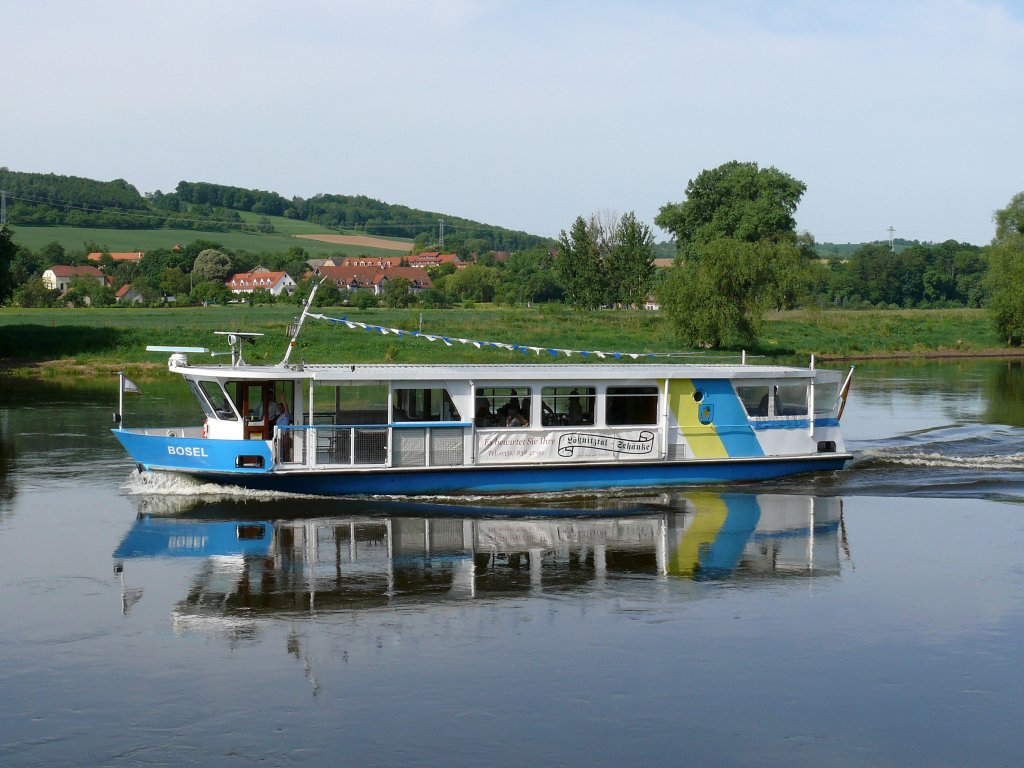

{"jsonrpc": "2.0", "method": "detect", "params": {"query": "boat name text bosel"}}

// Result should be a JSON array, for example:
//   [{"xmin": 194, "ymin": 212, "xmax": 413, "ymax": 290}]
[{"xmin": 167, "ymin": 446, "xmax": 208, "ymax": 457}]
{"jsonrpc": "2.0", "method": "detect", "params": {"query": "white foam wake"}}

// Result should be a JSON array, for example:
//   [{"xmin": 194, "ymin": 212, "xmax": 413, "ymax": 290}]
[{"xmin": 861, "ymin": 449, "xmax": 1024, "ymax": 471}]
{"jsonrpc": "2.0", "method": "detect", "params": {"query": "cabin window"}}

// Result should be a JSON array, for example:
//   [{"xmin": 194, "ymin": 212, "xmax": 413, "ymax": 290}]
[
  {"xmin": 393, "ymin": 388, "xmax": 462, "ymax": 422},
  {"xmin": 196, "ymin": 380, "xmax": 237, "ymax": 420},
  {"xmin": 773, "ymin": 383, "xmax": 808, "ymax": 416},
  {"xmin": 736, "ymin": 385, "xmax": 771, "ymax": 417},
  {"xmin": 814, "ymin": 382, "xmax": 840, "ymax": 417},
  {"xmin": 606, "ymin": 386, "xmax": 658, "ymax": 426},
  {"xmin": 313, "ymin": 384, "xmax": 388, "ymax": 425},
  {"xmin": 475, "ymin": 387, "xmax": 531, "ymax": 428},
  {"xmin": 541, "ymin": 386, "xmax": 595, "ymax": 426}
]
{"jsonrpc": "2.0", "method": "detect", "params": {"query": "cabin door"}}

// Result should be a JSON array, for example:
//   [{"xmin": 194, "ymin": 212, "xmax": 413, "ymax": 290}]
[{"xmin": 240, "ymin": 382, "xmax": 276, "ymax": 440}]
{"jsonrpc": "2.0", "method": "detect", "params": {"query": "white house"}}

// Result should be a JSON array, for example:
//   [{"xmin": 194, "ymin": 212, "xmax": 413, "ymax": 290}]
[
  {"xmin": 42, "ymin": 265, "xmax": 108, "ymax": 292},
  {"xmin": 225, "ymin": 269, "xmax": 297, "ymax": 297}
]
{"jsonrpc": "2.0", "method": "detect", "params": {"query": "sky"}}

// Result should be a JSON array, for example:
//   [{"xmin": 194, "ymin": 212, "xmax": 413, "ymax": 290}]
[{"xmin": 5, "ymin": 0, "xmax": 1024, "ymax": 246}]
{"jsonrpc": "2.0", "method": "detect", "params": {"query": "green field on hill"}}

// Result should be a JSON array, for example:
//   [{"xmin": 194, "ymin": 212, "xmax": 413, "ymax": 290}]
[
  {"xmin": 0, "ymin": 306, "xmax": 1006, "ymax": 376},
  {"xmin": 8, "ymin": 212, "xmax": 413, "ymax": 258}
]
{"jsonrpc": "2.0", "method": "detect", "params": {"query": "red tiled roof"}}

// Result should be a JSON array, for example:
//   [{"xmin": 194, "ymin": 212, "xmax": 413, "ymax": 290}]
[
  {"xmin": 48, "ymin": 265, "xmax": 104, "ymax": 278},
  {"xmin": 87, "ymin": 252, "xmax": 144, "ymax": 262},
  {"xmin": 115, "ymin": 284, "xmax": 134, "ymax": 298}
]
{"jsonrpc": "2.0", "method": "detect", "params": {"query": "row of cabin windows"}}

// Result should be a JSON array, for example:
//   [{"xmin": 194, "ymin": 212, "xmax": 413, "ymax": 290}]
[
  {"xmin": 475, "ymin": 386, "xmax": 658, "ymax": 428},
  {"xmin": 193, "ymin": 380, "xmax": 835, "ymax": 427}
]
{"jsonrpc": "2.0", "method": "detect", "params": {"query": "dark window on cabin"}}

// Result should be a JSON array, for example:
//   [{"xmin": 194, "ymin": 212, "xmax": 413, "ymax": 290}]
[
  {"xmin": 475, "ymin": 387, "xmax": 531, "ymax": 428},
  {"xmin": 312, "ymin": 384, "xmax": 388, "ymax": 425},
  {"xmin": 736, "ymin": 385, "xmax": 771, "ymax": 417},
  {"xmin": 392, "ymin": 388, "xmax": 462, "ymax": 422},
  {"xmin": 606, "ymin": 386, "xmax": 658, "ymax": 425},
  {"xmin": 541, "ymin": 386, "xmax": 595, "ymax": 426},
  {"xmin": 197, "ymin": 380, "xmax": 237, "ymax": 420},
  {"xmin": 774, "ymin": 383, "xmax": 808, "ymax": 416}
]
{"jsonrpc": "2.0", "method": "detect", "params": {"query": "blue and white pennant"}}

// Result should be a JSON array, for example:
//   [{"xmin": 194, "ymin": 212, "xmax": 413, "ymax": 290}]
[{"xmin": 306, "ymin": 313, "xmax": 694, "ymax": 360}]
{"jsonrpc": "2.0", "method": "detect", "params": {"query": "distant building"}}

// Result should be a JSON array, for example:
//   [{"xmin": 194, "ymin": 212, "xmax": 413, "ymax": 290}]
[
  {"xmin": 315, "ymin": 264, "xmax": 433, "ymax": 295},
  {"xmin": 115, "ymin": 284, "xmax": 144, "ymax": 305},
  {"xmin": 87, "ymin": 251, "xmax": 144, "ymax": 263},
  {"xmin": 42, "ymin": 265, "xmax": 108, "ymax": 292},
  {"xmin": 408, "ymin": 252, "xmax": 465, "ymax": 269},
  {"xmin": 226, "ymin": 269, "xmax": 297, "ymax": 296}
]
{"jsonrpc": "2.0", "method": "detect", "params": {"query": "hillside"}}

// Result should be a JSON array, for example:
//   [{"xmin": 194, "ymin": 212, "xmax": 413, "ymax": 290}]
[{"xmin": 0, "ymin": 168, "xmax": 550, "ymax": 256}]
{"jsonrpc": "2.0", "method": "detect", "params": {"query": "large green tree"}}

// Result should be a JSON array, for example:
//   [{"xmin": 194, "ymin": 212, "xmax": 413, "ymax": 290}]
[
  {"xmin": 605, "ymin": 211, "xmax": 655, "ymax": 308},
  {"xmin": 556, "ymin": 216, "xmax": 606, "ymax": 309},
  {"xmin": 192, "ymin": 248, "xmax": 233, "ymax": 282},
  {"xmin": 654, "ymin": 161, "xmax": 809, "ymax": 348},
  {"xmin": 0, "ymin": 224, "xmax": 16, "ymax": 304},
  {"xmin": 658, "ymin": 237, "xmax": 807, "ymax": 347},
  {"xmin": 655, "ymin": 161, "xmax": 806, "ymax": 262},
  {"xmin": 987, "ymin": 193, "xmax": 1024, "ymax": 344}
]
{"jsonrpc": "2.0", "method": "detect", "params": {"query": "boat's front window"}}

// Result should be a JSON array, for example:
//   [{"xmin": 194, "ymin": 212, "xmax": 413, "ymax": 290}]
[
  {"xmin": 773, "ymin": 383, "xmax": 808, "ymax": 417},
  {"xmin": 194, "ymin": 380, "xmax": 238, "ymax": 421},
  {"xmin": 814, "ymin": 382, "xmax": 840, "ymax": 416},
  {"xmin": 541, "ymin": 386, "xmax": 595, "ymax": 426},
  {"xmin": 393, "ymin": 388, "xmax": 462, "ymax": 422},
  {"xmin": 736, "ymin": 384, "xmax": 771, "ymax": 417},
  {"xmin": 606, "ymin": 386, "xmax": 658, "ymax": 426},
  {"xmin": 475, "ymin": 387, "xmax": 531, "ymax": 428}
]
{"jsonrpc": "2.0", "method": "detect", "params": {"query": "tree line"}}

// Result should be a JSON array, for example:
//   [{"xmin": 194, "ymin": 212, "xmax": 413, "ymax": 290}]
[{"xmin": 0, "ymin": 169, "xmax": 548, "ymax": 255}]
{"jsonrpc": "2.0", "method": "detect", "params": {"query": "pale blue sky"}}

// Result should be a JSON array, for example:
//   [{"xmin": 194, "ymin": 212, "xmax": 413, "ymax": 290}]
[{"xmin": 5, "ymin": 0, "xmax": 1023, "ymax": 245}]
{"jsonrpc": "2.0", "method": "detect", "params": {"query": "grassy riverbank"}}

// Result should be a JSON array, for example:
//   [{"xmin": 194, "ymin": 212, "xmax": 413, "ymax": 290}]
[{"xmin": 0, "ymin": 306, "xmax": 1009, "ymax": 378}]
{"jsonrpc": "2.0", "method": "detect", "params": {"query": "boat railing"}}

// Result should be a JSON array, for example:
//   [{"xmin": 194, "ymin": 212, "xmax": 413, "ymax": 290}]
[{"xmin": 275, "ymin": 422, "xmax": 469, "ymax": 469}]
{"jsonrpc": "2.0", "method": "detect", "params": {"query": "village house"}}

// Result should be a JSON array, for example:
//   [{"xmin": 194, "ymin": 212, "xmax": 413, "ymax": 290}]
[
  {"xmin": 225, "ymin": 268, "xmax": 297, "ymax": 297},
  {"xmin": 87, "ymin": 251, "xmax": 144, "ymax": 263},
  {"xmin": 42, "ymin": 265, "xmax": 109, "ymax": 292},
  {"xmin": 115, "ymin": 284, "xmax": 145, "ymax": 305},
  {"xmin": 315, "ymin": 264, "xmax": 433, "ymax": 296},
  {"xmin": 407, "ymin": 252, "xmax": 465, "ymax": 269}
]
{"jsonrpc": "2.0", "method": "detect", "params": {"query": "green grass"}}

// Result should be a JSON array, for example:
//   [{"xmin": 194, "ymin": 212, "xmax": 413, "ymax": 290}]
[
  {"xmin": 9, "ymin": 215, "xmax": 413, "ymax": 258},
  {"xmin": 0, "ymin": 305, "xmax": 1009, "ymax": 375}
]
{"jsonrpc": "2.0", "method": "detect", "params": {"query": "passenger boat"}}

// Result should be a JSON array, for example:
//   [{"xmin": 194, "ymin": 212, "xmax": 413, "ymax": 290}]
[{"xmin": 112, "ymin": 291, "xmax": 854, "ymax": 496}]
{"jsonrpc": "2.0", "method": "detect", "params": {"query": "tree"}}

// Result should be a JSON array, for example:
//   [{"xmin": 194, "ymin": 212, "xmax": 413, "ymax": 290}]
[
  {"xmin": 655, "ymin": 161, "xmax": 806, "ymax": 262},
  {"xmin": 381, "ymin": 277, "xmax": 415, "ymax": 308},
  {"xmin": 654, "ymin": 162, "xmax": 809, "ymax": 347},
  {"xmin": 12, "ymin": 277, "xmax": 57, "ymax": 308},
  {"xmin": 192, "ymin": 248, "xmax": 233, "ymax": 282},
  {"xmin": 351, "ymin": 288, "xmax": 377, "ymax": 309},
  {"xmin": 0, "ymin": 224, "xmax": 16, "ymax": 304},
  {"xmin": 987, "ymin": 230, "xmax": 1024, "ymax": 344},
  {"xmin": 994, "ymin": 192, "xmax": 1024, "ymax": 244},
  {"xmin": 657, "ymin": 237, "xmax": 809, "ymax": 348},
  {"xmin": 605, "ymin": 212, "xmax": 655, "ymax": 308},
  {"xmin": 556, "ymin": 216, "xmax": 605, "ymax": 309}
]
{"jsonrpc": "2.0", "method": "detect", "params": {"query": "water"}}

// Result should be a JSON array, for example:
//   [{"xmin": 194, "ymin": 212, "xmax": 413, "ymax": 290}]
[{"xmin": 2, "ymin": 360, "xmax": 1024, "ymax": 766}]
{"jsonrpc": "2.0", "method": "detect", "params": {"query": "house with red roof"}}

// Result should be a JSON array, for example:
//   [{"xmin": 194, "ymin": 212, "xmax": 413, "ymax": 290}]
[
  {"xmin": 226, "ymin": 268, "xmax": 297, "ymax": 297},
  {"xmin": 315, "ymin": 264, "xmax": 432, "ymax": 296},
  {"xmin": 87, "ymin": 251, "xmax": 144, "ymax": 263},
  {"xmin": 42, "ymin": 265, "xmax": 109, "ymax": 292},
  {"xmin": 408, "ymin": 252, "xmax": 465, "ymax": 269},
  {"xmin": 115, "ymin": 284, "xmax": 144, "ymax": 305}
]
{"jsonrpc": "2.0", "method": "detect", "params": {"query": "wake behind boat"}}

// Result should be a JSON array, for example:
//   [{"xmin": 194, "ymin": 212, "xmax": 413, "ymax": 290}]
[{"xmin": 112, "ymin": 286, "xmax": 854, "ymax": 497}]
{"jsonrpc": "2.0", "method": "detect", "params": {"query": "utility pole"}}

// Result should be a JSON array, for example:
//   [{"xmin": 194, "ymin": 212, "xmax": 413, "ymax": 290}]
[{"xmin": 888, "ymin": 225, "xmax": 895, "ymax": 253}]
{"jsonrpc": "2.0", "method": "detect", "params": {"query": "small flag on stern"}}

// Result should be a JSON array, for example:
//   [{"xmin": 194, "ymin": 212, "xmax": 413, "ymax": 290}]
[{"xmin": 122, "ymin": 377, "xmax": 142, "ymax": 395}]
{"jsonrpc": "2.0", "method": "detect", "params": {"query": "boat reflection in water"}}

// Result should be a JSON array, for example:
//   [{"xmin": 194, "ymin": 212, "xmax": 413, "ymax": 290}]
[{"xmin": 113, "ymin": 492, "xmax": 845, "ymax": 635}]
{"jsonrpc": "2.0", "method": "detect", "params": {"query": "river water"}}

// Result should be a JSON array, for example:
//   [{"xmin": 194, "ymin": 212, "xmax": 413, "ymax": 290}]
[{"xmin": 1, "ymin": 360, "xmax": 1024, "ymax": 767}]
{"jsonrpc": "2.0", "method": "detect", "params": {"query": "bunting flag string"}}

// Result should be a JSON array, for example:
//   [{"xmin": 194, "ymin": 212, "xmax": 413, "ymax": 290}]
[{"xmin": 305, "ymin": 313, "xmax": 709, "ymax": 360}]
